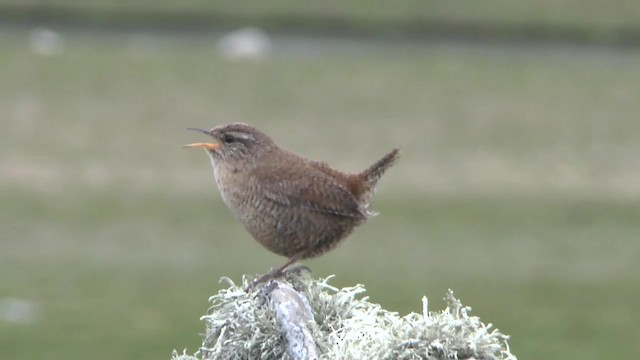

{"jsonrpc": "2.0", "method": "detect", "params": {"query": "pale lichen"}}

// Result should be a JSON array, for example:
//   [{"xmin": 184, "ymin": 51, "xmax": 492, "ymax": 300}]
[{"xmin": 172, "ymin": 273, "xmax": 516, "ymax": 360}]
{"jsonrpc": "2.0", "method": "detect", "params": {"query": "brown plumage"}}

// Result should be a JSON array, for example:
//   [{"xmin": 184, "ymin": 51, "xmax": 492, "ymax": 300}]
[{"xmin": 184, "ymin": 123, "xmax": 399, "ymax": 285}]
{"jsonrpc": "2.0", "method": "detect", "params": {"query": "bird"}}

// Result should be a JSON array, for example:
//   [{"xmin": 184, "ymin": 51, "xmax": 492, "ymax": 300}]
[{"xmin": 184, "ymin": 123, "xmax": 399, "ymax": 287}]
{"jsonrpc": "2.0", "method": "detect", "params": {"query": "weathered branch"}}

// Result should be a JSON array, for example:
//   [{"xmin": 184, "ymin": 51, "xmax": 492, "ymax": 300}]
[{"xmin": 266, "ymin": 280, "xmax": 318, "ymax": 360}]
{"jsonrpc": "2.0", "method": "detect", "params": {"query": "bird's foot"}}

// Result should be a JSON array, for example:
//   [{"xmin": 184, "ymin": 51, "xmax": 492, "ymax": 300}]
[
  {"xmin": 245, "ymin": 268, "xmax": 286, "ymax": 292},
  {"xmin": 283, "ymin": 264, "xmax": 311, "ymax": 276},
  {"xmin": 245, "ymin": 253, "xmax": 306, "ymax": 292},
  {"xmin": 244, "ymin": 264, "xmax": 311, "ymax": 292}
]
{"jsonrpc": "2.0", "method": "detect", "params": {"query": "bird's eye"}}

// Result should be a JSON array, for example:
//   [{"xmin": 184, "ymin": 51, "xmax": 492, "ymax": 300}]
[{"xmin": 222, "ymin": 134, "xmax": 235, "ymax": 144}]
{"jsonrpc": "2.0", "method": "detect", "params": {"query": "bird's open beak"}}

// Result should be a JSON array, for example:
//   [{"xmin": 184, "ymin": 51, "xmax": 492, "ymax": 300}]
[
  {"xmin": 183, "ymin": 142, "xmax": 220, "ymax": 150},
  {"xmin": 183, "ymin": 127, "xmax": 221, "ymax": 150}
]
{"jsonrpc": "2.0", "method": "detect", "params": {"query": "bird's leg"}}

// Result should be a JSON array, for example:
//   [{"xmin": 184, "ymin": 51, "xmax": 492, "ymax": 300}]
[{"xmin": 246, "ymin": 253, "xmax": 304, "ymax": 291}]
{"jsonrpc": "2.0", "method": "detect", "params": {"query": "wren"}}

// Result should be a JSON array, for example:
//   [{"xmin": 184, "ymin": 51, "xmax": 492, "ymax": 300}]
[{"xmin": 184, "ymin": 123, "xmax": 399, "ymax": 286}]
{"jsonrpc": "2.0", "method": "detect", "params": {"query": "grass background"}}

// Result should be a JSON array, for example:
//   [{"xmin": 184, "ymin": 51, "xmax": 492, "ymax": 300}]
[
  {"xmin": 4, "ymin": 0, "xmax": 640, "ymax": 28},
  {"xmin": 1, "ymin": 21, "xmax": 640, "ymax": 360},
  {"xmin": 4, "ymin": 1, "xmax": 640, "ymax": 49}
]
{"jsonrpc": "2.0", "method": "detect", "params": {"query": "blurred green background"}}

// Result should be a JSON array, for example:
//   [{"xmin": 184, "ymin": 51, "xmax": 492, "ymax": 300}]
[{"xmin": 1, "ymin": 2, "xmax": 639, "ymax": 359}]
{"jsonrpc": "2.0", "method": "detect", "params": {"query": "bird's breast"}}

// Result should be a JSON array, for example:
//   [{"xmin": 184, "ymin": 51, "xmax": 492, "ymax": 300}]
[
  {"xmin": 212, "ymin": 164, "xmax": 237, "ymax": 208},
  {"xmin": 213, "ymin": 164, "xmax": 260, "ymax": 220}
]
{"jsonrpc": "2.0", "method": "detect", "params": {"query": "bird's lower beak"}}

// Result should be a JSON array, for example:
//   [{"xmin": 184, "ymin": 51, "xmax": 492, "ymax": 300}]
[{"xmin": 183, "ymin": 142, "xmax": 221, "ymax": 150}]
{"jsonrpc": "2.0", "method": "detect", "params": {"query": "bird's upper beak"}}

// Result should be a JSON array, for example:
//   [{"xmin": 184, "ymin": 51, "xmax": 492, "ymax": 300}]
[{"xmin": 183, "ymin": 127, "xmax": 221, "ymax": 151}]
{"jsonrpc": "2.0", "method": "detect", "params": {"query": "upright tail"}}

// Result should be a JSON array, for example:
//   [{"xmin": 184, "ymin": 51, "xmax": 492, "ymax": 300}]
[{"xmin": 357, "ymin": 148, "xmax": 400, "ymax": 214}]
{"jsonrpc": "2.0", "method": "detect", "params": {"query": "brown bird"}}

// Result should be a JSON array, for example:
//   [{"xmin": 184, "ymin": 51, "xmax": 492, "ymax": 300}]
[{"xmin": 184, "ymin": 123, "xmax": 399, "ymax": 286}]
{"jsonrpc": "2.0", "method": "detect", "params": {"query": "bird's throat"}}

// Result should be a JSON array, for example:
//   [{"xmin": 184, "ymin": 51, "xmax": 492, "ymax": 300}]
[{"xmin": 205, "ymin": 150, "xmax": 219, "ymax": 178}]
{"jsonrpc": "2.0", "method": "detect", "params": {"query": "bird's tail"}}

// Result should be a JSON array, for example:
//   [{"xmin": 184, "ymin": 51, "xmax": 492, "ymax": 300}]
[{"xmin": 357, "ymin": 148, "xmax": 400, "ymax": 215}]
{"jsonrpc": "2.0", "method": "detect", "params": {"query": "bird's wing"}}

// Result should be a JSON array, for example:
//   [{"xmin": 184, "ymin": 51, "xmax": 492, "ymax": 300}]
[{"xmin": 260, "ymin": 164, "xmax": 365, "ymax": 220}]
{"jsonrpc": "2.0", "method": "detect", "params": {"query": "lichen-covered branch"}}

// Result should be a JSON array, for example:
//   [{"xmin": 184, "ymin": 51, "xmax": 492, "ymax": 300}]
[{"xmin": 171, "ymin": 273, "xmax": 517, "ymax": 360}]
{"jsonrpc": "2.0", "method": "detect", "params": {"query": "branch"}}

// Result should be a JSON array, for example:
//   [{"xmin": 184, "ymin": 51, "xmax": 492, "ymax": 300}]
[{"xmin": 267, "ymin": 280, "xmax": 318, "ymax": 360}]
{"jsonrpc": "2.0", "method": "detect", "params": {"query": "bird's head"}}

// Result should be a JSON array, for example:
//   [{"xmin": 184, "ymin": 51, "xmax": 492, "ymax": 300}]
[{"xmin": 184, "ymin": 122, "xmax": 276, "ymax": 167}]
